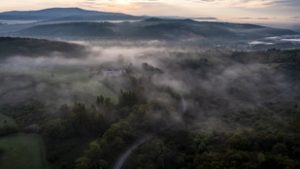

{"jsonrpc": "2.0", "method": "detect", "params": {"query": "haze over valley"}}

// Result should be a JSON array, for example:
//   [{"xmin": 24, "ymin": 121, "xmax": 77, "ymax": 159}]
[{"xmin": 0, "ymin": 3, "xmax": 299, "ymax": 169}]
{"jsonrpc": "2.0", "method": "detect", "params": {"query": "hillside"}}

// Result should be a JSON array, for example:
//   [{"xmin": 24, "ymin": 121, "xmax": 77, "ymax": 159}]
[
  {"xmin": 14, "ymin": 18, "xmax": 298, "ymax": 41},
  {"xmin": 0, "ymin": 7, "xmax": 141, "ymax": 21},
  {"xmin": 0, "ymin": 37, "xmax": 86, "ymax": 58}
]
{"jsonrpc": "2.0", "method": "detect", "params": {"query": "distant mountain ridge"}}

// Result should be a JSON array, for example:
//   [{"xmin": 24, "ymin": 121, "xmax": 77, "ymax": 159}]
[
  {"xmin": 0, "ymin": 8, "xmax": 298, "ymax": 42},
  {"xmin": 0, "ymin": 7, "xmax": 141, "ymax": 21},
  {"xmin": 14, "ymin": 18, "xmax": 298, "ymax": 41}
]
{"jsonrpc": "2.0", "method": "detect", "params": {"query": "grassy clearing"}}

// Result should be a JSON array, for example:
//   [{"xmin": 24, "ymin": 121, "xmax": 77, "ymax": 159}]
[
  {"xmin": 0, "ymin": 134, "xmax": 48, "ymax": 169},
  {"xmin": 0, "ymin": 113, "xmax": 18, "ymax": 135}
]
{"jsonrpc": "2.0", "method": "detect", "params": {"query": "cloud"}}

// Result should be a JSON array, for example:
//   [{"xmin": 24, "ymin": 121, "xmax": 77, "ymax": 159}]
[
  {"xmin": 291, "ymin": 16, "xmax": 300, "ymax": 20},
  {"xmin": 1, "ymin": 0, "xmax": 299, "ymax": 24},
  {"xmin": 176, "ymin": 0, "xmax": 300, "ymax": 9},
  {"xmin": 233, "ymin": 16, "xmax": 273, "ymax": 20},
  {"xmin": 187, "ymin": 0, "xmax": 275, "ymax": 8}
]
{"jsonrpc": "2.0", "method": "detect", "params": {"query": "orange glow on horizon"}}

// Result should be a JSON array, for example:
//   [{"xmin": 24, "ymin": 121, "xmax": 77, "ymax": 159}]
[{"xmin": 0, "ymin": 0, "xmax": 299, "ymax": 25}]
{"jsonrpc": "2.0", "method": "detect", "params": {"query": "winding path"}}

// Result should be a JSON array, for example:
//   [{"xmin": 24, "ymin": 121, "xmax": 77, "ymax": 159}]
[
  {"xmin": 112, "ymin": 97, "xmax": 187, "ymax": 169},
  {"xmin": 112, "ymin": 136, "xmax": 152, "ymax": 169}
]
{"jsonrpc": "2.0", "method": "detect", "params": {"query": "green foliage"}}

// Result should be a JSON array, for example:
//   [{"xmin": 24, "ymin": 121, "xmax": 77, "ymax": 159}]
[
  {"xmin": 124, "ymin": 129, "xmax": 300, "ymax": 169},
  {"xmin": 75, "ymin": 104, "xmax": 149, "ymax": 169},
  {"xmin": 0, "ymin": 37, "xmax": 85, "ymax": 59},
  {"xmin": 96, "ymin": 96, "xmax": 105, "ymax": 105},
  {"xmin": 272, "ymin": 143, "xmax": 288, "ymax": 155},
  {"xmin": 42, "ymin": 101, "xmax": 111, "ymax": 140},
  {"xmin": 0, "ymin": 100, "xmax": 45, "ymax": 128},
  {"xmin": 96, "ymin": 95, "xmax": 112, "ymax": 107},
  {"xmin": 118, "ymin": 90, "xmax": 140, "ymax": 108},
  {"xmin": 75, "ymin": 157, "xmax": 92, "ymax": 169},
  {"xmin": 0, "ymin": 113, "xmax": 18, "ymax": 136},
  {"xmin": 42, "ymin": 119, "xmax": 74, "ymax": 139},
  {"xmin": 0, "ymin": 134, "xmax": 47, "ymax": 169}
]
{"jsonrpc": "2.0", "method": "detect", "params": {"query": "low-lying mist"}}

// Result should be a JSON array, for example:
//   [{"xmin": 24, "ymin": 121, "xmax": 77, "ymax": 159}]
[{"xmin": 0, "ymin": 40, "xmax": 299, "ymax": 131}]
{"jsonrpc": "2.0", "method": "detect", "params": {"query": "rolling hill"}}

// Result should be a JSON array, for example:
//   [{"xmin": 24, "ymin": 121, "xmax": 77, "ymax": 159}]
[
  {"xmin": 0, "ymin": 7, "xmax": 141, "ymax": 21},
  {"xmin": 14, "ymin": 18, "xmax": 298, "ymax": 41},
  {"xmin": 0, "ymin": 8, "xmax": 298, "ymax": 42},
  {"xmin": 0, "ymin": 37, "xmax": 86, "ymax": 59}
]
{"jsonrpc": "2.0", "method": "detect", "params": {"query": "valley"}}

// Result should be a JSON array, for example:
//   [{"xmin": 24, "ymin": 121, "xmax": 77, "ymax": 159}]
[{"xmin": 0, "ymin": 6, "xmax": 299, "ymax": 169}]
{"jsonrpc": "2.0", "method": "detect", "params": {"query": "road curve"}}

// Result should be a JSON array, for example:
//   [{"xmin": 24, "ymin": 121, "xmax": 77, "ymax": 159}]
[
  {"xmin": 112, "ymin": 136, "xmax": 152, "ymax": 169},
  {"xmin": 112, "ymin": 96, "xmax": 187, "ymax": 169}
]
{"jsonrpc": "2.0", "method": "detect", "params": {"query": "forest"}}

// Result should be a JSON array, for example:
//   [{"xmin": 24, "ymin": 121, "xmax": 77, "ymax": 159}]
[{"xmin": 0, "ymin": 38, "xmax": 299, "ymax": 169}]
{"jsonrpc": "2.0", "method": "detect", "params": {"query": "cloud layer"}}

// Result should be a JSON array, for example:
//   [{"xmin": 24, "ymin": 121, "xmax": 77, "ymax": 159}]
[{"xmin": 0, "ymin": 0, "xmax": 299, "ymax": 25}]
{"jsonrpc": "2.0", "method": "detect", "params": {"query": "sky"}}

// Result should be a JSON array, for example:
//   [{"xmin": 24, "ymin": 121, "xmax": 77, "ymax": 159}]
[{"xmin": 0, "ymin": 0, "xmax": 300, "ymax": 26}]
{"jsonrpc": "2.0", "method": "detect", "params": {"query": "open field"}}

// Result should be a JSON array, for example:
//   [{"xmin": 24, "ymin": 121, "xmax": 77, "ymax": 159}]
[
  {"xmin": 0, "ymin": 113, "xmax": 18, "ymax": 135},
  {"xmin": 0, "ymin": 134, "xmax": 47, "ymax": 169}
]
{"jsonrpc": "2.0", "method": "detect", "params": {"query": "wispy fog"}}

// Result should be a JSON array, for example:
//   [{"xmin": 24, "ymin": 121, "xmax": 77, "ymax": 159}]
[{"xmin": 0, "ymin": 40, "xmax": 298, "ymax": 130}]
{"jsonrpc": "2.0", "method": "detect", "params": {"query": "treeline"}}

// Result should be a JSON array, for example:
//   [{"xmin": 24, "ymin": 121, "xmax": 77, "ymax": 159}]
[
  {"xmin": 0, "ymin": 37, "xmax": 86, "ymax": 59},
  {"xmin": 39, "ymin": 89, "xmax": 151, "ymax": 169},
  {"xmin": 125, "ymin": 129, "xmax": 300, "ymax": 169},
  {"xmin": 231, "ymin": 49, "xmax": 300, "ymax": 64},
  {"xmin": 123, "ymin": 104, "xmax": 300, "ymax": 169},
  {"xmin": 71, "ymin": 93, "xmax": 300, "ymax": 169}
]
